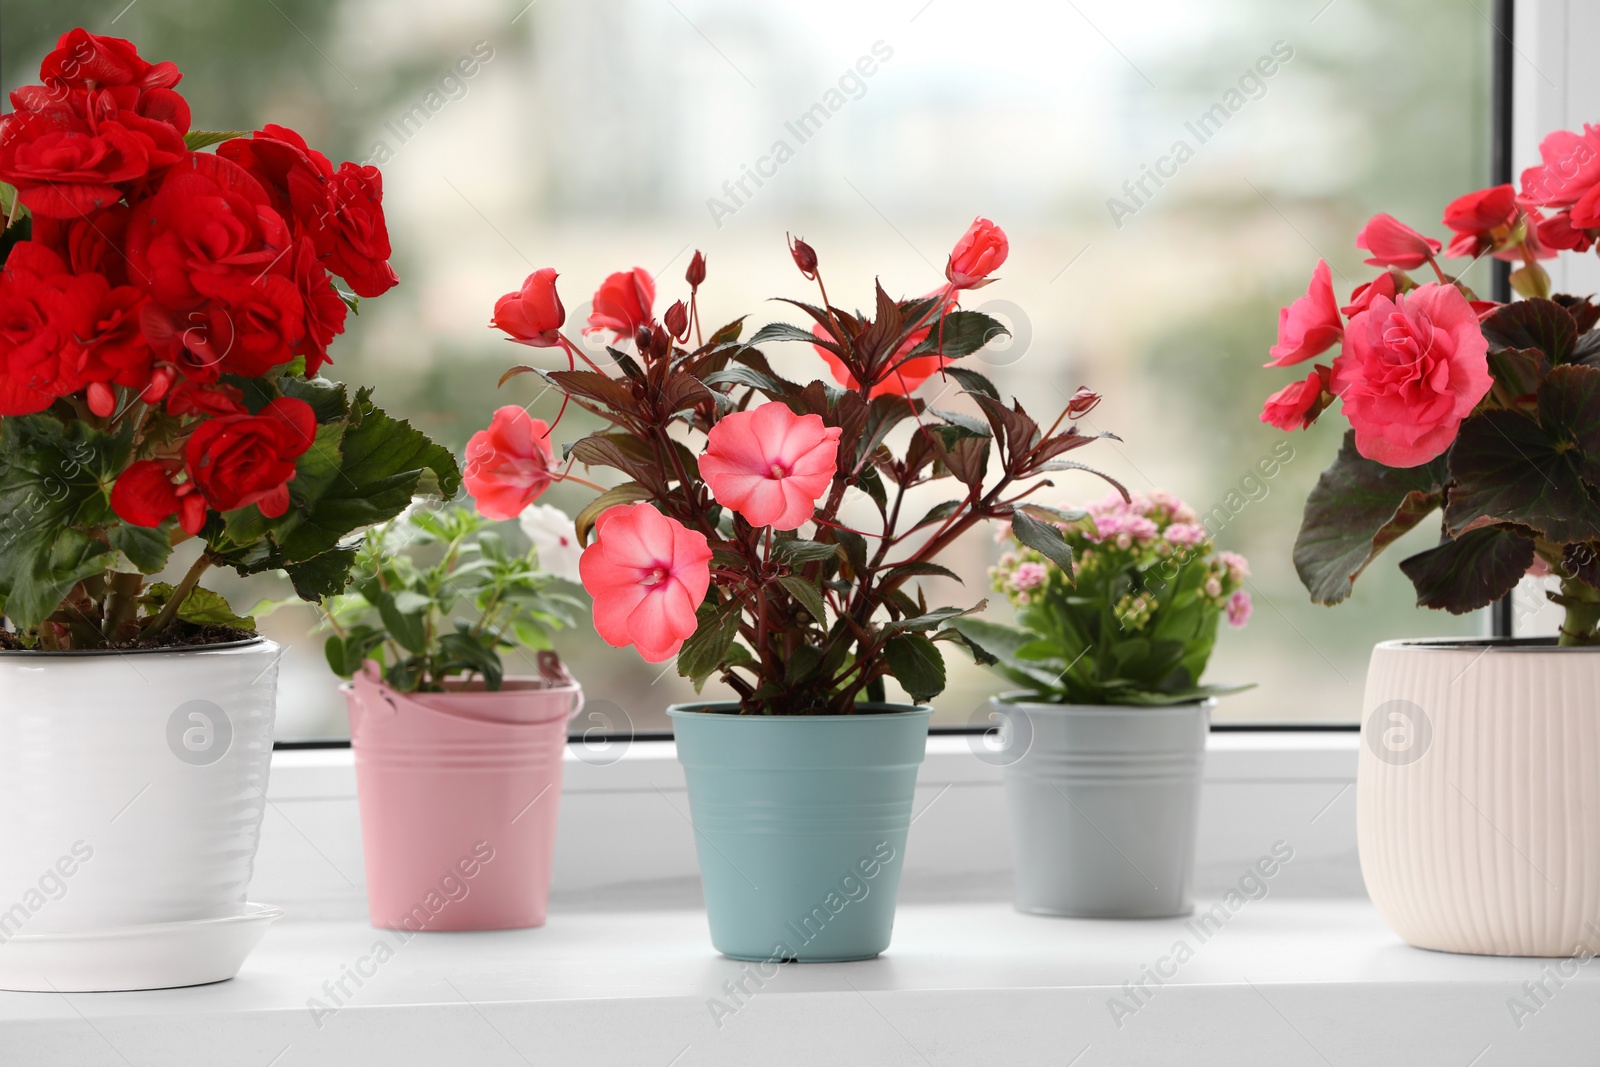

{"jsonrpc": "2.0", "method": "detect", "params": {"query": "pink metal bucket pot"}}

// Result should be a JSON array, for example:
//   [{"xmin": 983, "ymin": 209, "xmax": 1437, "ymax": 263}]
[{"xmin": 344, "ymin": 657, "xmax": 582, "ymax": 931}]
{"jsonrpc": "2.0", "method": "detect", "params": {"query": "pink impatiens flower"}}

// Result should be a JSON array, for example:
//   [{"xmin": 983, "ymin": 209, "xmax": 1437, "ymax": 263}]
[
  {"xmin": 698, "ymin": 401, "xmax": 843, "ymax": 530},
  {"xmin": 579, "ymin": 503, "xmax": 712, "ymax": 663},
  {"xmin": 463, "ymin": 405, "xmax": 556, "ymax": 521},
  {"xmin": 585, "ymin": 267, "xmax": 655, "ymax": 340},
  {"xmin": 1265, "ymin": 259, "xmax": 1342, "ymax": 367},
  {"xmin": 946, "ymin": 217, "xmax": 1008, "ymax": 289}
]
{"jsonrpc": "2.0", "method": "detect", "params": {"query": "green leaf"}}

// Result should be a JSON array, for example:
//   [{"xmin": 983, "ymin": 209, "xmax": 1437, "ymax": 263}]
[
  {"xmin": 676, "ymin": 598, "xmax": 743, "ymax": 683},
  {"xmin": 184, "ymin": 130, "xmax": 247, "ymax": 151},
  {"xmin": 284, "ymin": 547, "xmax": 359, "ymax": 600},
  {"xmin": 1293, "ymin": 430, "xmax": 1449, "ymax": 605},
  {"xmin": 1444, "ymin": 366, "xmax": 1600, "ymax": 544},
  {"xmin": 277, "ymin": 374, "xmax": 351, "ymax": 423},
  {"xmin": 1399, "ymin": 526, "xmax": 1535, "ymax": 614},
  {"xmin": 883, "ymin": 633, "xmax": 946, "ymax": 702},
  {"xmin": 325, "ymin": 625, "xmax": 386, "ymax": 677},
  {"xmin": 0, "ymin": 416, "xmax": 134, "ymax": 630},
  {"xmin": 773, "ymin": 537, "xmax": 842, "ymax": 564},
  {"xmin": 370, "ymin": 589, "xmax": 427, "ymax": 654},
  {"xmin": 143, "ymin": 583, "xmax": 255, "ymax": 629},
  {"xmin": 1010, "ymin": 509, "xmax": 1074, "ymax": 572},
  {"xmin": 211, "ymin": 393, "xmax": 461, "ymax": 583},
  {"xmin": 437, "ymin": 628, "xmax": 504, "ymax": 690},
  {"xmin": 574, "ymin": 482, "xmax": 653, "ymax": 545},
  {"xmin": 108, "ymin": 522, "xmax": 174, "ymax": 575},
  {"xmin": 777, "ymin": 575, "xmax": 828, "ymax": 625}
]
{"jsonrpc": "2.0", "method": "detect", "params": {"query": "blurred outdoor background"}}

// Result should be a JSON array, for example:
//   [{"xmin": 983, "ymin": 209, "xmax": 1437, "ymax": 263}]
[{"xmin": 4, "ymin": 0, "xmax": 1495, "ymax": 735}]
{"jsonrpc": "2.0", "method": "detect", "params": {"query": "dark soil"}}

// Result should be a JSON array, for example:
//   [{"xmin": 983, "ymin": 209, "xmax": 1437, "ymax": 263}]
[{"xmin": 0, "ymin": 620, "xmax": 257, "ymax": 652}]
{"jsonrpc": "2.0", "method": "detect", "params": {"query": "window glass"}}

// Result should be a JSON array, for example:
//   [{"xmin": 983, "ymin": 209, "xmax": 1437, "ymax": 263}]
[{"xmin": 2, "ymin": 0, "xmax": 1490, "ymax": 735}]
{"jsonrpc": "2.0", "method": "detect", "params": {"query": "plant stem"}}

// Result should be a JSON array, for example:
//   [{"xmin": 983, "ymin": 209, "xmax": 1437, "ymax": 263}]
[
  {"xmin": 145, "ymin": 553, "xmax": 212, "ymax": 639},
  {"xmin": 1558, "ymin": 576, "xmax": 1600, "ymax": 646}
]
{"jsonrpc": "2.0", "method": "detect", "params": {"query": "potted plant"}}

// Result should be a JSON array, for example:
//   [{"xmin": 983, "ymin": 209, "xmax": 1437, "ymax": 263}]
[
  {"xmin": 1259, "ymin": 121, "xmax": 1600, "ymax": 956},
  {"xmin": 477, "ymin": 221, "xmax": 1121, "ymax": 960},
  {"xmin": 0, "ymin": 29, "xmax": 458, "ymax": 991},
  {"xmin": 954, "ymin": 491, "xmax": 1252, "ymax": 918},
  {"xmin": 315, "ymin": 502, "xmax": 586, "ymax": 932}
]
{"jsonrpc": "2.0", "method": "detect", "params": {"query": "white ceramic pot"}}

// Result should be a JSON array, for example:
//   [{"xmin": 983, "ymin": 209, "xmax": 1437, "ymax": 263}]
[
  {"xmin": 1358, "ymin": 638, "xmax": 1600, "ymax": 957},
  {"xmin": 0, "ymin": 638, "xmax": 282, "ymax": 989}
]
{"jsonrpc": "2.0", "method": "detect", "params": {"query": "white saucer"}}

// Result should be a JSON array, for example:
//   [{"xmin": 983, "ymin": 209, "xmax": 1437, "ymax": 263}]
[{"xmin": 0, "ymin": 902, "xmax": 284, "ymax": 992}]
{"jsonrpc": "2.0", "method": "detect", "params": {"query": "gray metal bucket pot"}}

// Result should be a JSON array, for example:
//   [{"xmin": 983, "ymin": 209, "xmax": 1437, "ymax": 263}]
[{"xmin": 994, "ymin": 696, "xmax": 1211, "ymax": 918}]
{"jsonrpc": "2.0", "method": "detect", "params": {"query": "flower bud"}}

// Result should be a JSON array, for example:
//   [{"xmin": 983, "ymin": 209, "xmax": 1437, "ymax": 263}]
[
  {"xmin": 787, "ymin": 233, "xmax": 818, "ymax": 280},
  {"xmin": 1065, "ymin": 386, "xmax": 1101, "ymax": 419},
  {"xmin": 686, "ymin": 250, "xmax": 706, "ymax": 289},
  {"xmin": 664, "ymin": 300, "xmax": 690, "ymax": 341}
]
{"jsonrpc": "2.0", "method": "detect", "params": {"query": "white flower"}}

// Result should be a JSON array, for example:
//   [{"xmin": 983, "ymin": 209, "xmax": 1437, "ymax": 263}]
[{"xmin": 519, "ymin": 503, "xmax": 583, "ymax": 582}]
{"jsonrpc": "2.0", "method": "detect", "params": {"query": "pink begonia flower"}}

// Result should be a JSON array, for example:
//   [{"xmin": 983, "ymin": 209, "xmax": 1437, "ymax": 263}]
[
  {"xmin": 1010, "ymin": 562, "xmax": 1048, "ymax": 591},
  {"xmin": 1260, "ymin": 367, "xmax": 1331, "ymax": 432},
  {"xmin": 584, "ymin": 267, "xmax": 655, "ymax": 340},
  {"xmin": 579, "ymin": 503, "xmax": 712, "ymax": 663},
  {"xmin": 1265, "ymin": 259, "xmax": 1342, "ymax": 367},
  {"xmin": 1341, "ymin": 271, "xmax": 1399, "ymax": 318},
  {"xmin": 464, "ymin": 406, "xmax": 555, "ymax": 520},
  {"xmin": 1226, "ymin": 590, "xmax": 1253, "ymax": 628},
  {"xmin": 1519, "ymin": 124, "xmax": 1600, "ymax": 214},
  {"xmin": 1332, "ymin": 282, "xmax": 1492, "ymax": 468},
  {"xmin": 946, "ymin": 217, "xmax": 1008, "ymax": 289},
  {"xmin": 698, "ymin": 401, "xmax": 843, "ymax": 530},
  {"xmin": 1355, "ymin": 213, "xmax": 1442, "ymax": 269}
]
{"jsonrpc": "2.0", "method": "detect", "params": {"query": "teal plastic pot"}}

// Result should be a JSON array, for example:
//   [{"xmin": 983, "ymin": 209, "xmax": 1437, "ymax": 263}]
[{"xmin": 668, "ymin": 703, "xmax": 933, "ymax": 962}]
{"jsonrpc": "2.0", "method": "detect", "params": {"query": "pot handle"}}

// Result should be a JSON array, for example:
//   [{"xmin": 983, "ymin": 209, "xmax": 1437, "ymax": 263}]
[{"xmin": 536, "ymin": 651, "xmax": 586, "ymax": 721}]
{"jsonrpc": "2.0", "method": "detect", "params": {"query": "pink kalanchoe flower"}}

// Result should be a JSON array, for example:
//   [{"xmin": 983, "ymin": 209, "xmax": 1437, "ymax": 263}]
[
  {"xmin": 579, "ymin": 503, "xmax": 712, "ymax": 663},
  {"xmin": 698, "ymin": 401, "xmax": 843, "ymax": 530},
  {"xmin": 1226, "ymin": 589, "xmax": 1253, "ymax": 628},
  {"xmin": 1355, "ymin": 213, "xmax": 1442, "ymax": 270},
  {"xmin": 464, "ymin": 405, "xmax": 556, "ymax": 520},
  {"xmin": 1163, "ymin": 522, "xmax": 1207, "ymax": 549},
  {"xmin": 1265, "ymin": 259, "xmax": 1342, "ymax": 367},
  {"xmin": 1216, "ymin": 550, "xmax": 1251, "ymax": 582},
  {"xmin": 585, "ymin": 267, "xmax": 655, "ymax": 340},
  {"xmin": 1333, "ymin": 282, "xmax": 1492, "ymax": 468},
  {"xmin": 946, "ymin": 217, "xmax": 1008, "ymax": 289},
  {"xmin": 492, "ymin": 267, "xmax": 564, "ymax": 347},
  {"xmin": 1010, "ymin": 561, "xmax": 1048, "ymax": 591}
]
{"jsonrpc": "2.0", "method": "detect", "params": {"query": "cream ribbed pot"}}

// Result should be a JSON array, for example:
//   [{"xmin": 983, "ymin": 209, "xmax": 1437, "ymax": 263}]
[{"xmin": 1358, "ymin": 639, "xmax": 1600, "ymax": 957}]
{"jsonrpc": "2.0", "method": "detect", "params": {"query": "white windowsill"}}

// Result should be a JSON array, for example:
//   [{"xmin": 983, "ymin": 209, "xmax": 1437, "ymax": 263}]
[
  {"xmin": 21, "ymin": 731, "xmax": 1585, "ymax": 1064},
  {"xmin": 5, "ymin": 897, "xmax": 1594, "ymax": 1065}
]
